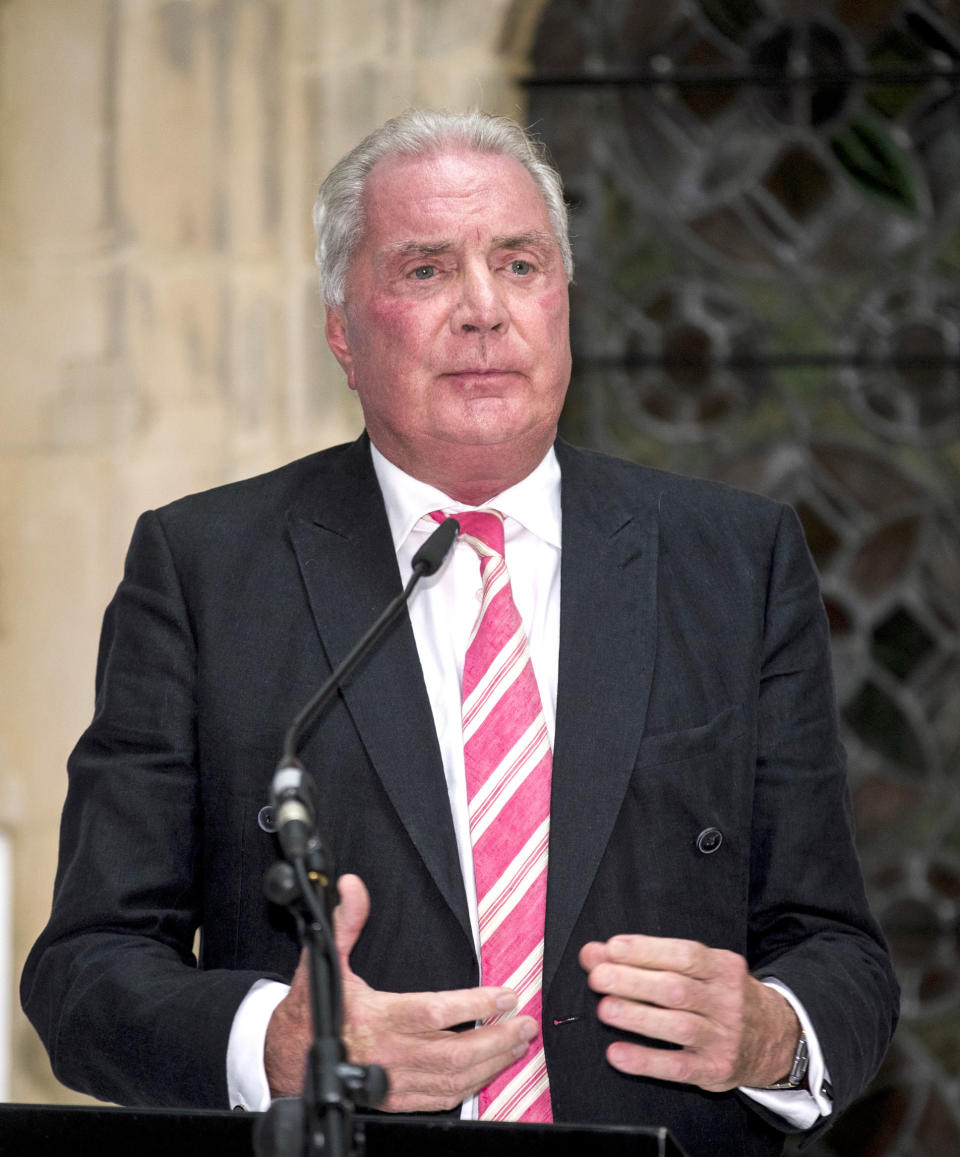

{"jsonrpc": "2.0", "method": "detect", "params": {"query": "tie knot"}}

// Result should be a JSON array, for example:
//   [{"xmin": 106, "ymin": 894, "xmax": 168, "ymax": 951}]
[
  {"xmin": 456, "ymin": 510, "xmax": 506, "ymax": 557},
  {"xmin": 430, "ymin": 509, "xmax": 506, "ymax": 558}
]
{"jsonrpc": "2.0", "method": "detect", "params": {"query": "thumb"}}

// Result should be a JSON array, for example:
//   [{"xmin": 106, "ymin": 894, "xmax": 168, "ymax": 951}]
[{"xmin": 333, "ymin": 873, "xmax": 370, "ymax": 965}]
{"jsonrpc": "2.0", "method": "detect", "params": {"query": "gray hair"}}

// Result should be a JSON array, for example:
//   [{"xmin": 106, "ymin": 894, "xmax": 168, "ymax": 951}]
[{"xmin": 313, "ymin": 109, "xmax": 573, "ymax": 307}]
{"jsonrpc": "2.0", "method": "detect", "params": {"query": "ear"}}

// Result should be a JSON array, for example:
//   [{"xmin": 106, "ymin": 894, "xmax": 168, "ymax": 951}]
[{"xmin": 325, "ymin": 306, "xmax": 356, "ymax": 391}]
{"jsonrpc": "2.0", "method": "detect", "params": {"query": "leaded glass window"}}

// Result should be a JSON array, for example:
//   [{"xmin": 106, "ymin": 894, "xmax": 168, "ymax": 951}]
[{"xmin": 523, "ymin": 2, "xmax": 960, "ymax": 1151}]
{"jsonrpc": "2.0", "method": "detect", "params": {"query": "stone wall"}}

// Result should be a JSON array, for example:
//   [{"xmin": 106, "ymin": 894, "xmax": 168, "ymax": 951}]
[{"xmin": 0, "ymin": 0, "xmax": 540, "ymax": 1103}]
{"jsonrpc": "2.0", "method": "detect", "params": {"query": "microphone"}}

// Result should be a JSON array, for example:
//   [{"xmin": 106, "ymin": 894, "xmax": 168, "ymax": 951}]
[
  {"xmin": 411, "ymin": 515, "xmax": 458, "ymax": 576},
  {"xmin": 269, "ymin": 516, "xmax": 460, "ymax": 855},
  {"xmin": 261, "ymin": 516, "xmax": 463, "ymax": 1152}
]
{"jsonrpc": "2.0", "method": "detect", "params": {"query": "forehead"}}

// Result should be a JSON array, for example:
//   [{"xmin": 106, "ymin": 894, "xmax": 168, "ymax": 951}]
[{"xmin": 358, "ymin": 148, "xmax": 556, "ymax": 252}]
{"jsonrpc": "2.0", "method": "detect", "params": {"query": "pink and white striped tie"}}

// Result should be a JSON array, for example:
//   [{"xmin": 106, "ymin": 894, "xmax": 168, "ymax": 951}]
[{"xmin": 438, "ymin": 509, "xmax": 553, "ymax": 1122}]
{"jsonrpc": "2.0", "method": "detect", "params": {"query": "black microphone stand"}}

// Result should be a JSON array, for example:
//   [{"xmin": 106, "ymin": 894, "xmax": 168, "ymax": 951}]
[
  {"xmin": 255, "ymin": 518, "xmax": 460, "ymax": 1157},
  {"xmin": 257, "ymin": 833, "xmax": 385, "ymax": 1157}
]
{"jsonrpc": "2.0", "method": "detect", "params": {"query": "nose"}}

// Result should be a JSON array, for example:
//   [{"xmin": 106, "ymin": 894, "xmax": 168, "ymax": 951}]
[{"xmin": 452, "ymin": 262, "xmax": 509, "ymax": 335}]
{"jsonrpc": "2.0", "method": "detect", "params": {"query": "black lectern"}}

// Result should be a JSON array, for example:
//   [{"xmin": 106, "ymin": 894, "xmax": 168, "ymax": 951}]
[{"xmin": 0, "ymin": 1104, "xmax": 690, "ymax": 1157}]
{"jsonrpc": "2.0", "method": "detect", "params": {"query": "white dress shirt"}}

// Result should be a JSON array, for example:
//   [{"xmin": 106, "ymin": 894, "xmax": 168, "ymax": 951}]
[{"xmin": 227, "ymin": 443, "xmax": 831, "ymax": 1130}]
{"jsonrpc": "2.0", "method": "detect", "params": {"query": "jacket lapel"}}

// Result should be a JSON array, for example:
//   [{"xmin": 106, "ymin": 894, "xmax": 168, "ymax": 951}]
[
  {"xmin": 544, "ymin": 441, "xmax": 660, "ymax": 993},
  {"xmin": 286, "ymin": 436, "xmax": 473, "ymax": 946}
]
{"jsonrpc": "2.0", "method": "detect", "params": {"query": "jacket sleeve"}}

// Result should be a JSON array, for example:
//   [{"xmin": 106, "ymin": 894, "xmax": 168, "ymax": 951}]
[
  {"xmin": 20, "ymin": 509, "xmax": 277, "ymax": 1108},
  {"xmin": 745, "ymin": 504, "xmax": 899, "ymax": 1134}
]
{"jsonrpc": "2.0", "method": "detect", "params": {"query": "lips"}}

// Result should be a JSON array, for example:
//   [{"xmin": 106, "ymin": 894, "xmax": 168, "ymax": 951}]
[{"xmin": 444, "ymin": 368, "xmax": 518, "ymax": 378}]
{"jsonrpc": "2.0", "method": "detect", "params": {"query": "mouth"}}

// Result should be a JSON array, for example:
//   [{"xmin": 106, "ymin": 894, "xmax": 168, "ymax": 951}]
[
  {"xmin": 444, "ymin": 368, "xmax": 518, "ymax": 380},
  {"xmin": 441, "ymin": 370, "xmax": 522, "ymax": 395}
]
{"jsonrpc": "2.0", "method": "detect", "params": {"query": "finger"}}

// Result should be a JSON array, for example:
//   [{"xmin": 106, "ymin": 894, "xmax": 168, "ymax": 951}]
[
  {"xmin": 379, "ymin": 1017, "xmax": 538, "ymax": 1113},
  {"xmin": 597, "ymin": 995, "xmax": 703, "ymax": 1048},
  {"xmin": 587, "ymin": 961, "xmax": 701, "ymax": 1012},
  {"xmin": 378, "ymin": 985, "xmax": 523, "ymax": 1035},
  {"xmin": 605, "ymin": 937, "xmax": 747, "ymax": 986},
  {"xmin": 578, "ymin": 941, "xmax": 609, "ymax": 971},
  {"xmin": 606, "ymin": 1040, "xmax": 701, "ymax": 1083},
  {"xmin": 333, "ymin": 873, "xmax": 370, "ymax": 963},
  {"xmin": 393, "ymin": 1013, "xmax": 538, "ymax": 1075},
  {"xmin": 580, "ymin": 936, "xmax": 718, "ymax": 979},
  {"xmin": 605, "ymin": 1039, "xmax": 738, "ymax": 1092}
]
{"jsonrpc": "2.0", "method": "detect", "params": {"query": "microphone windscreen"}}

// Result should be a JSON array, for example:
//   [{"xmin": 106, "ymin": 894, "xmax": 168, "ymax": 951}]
[{"xmin": 412, "ymin": 517, "xmax": 459, "ymax": 576}]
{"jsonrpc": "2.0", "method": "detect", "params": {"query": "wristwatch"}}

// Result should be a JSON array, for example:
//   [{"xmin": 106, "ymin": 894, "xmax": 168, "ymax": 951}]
[{"xmin": 764, "ymin": 1031, "xmax": 809, "ymax": 1090}]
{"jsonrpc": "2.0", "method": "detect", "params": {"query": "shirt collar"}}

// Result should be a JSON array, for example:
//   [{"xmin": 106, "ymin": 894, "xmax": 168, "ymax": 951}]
[{"xmin": 370, "ymin": 441, "xmax": 562, "ymax": 552}]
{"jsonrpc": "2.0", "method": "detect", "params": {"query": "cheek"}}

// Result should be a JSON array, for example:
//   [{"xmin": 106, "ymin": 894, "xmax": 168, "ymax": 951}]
[
  {"xmin": 521, "ymin": 286, "xmax": 570, "ymax": 343},
  {"xmin": 367, "ymin": 297, "xmax": 435, "ymax": 354},
  {"xmin": 537, "ymin": 285, "xmax": 570, "ymax": 324},
  {"xmin": 537, "ymin": 299, "xmax": 572, "ymax": 372},
  {"xmin": 531, "ymin": 289, "xmax": 572, "ymax": 386}
]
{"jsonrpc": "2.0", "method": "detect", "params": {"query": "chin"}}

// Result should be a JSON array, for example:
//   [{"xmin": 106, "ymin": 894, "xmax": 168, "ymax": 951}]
[
  {"xmin": 442, "ymin": 423, "xmax": 537, "ymax": 449},
  {"xmin": 446, "ymin": 406, "xmax": 554, "ymax": 444}
]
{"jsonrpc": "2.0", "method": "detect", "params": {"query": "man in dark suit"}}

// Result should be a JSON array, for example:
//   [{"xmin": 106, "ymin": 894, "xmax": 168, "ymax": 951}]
[{"xmin": 22, "ymin": 110, "xmax": 898, "ymax": 1156}]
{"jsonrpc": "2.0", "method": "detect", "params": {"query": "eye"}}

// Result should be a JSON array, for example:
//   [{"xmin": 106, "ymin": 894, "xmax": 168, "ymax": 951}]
[
  {"xmin": 509, "ymin": 259, "xmax": 533, "ymax": 276},
  {"xmin": 411, "ymin": 265, "xmax": 436, "ymax": 280}
]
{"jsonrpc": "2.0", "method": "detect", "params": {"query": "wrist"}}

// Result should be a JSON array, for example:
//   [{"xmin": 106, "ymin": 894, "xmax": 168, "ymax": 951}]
[
  {"xmin": 763, "ymin": 1030, "xmax": 809, "ymax": 1090},
  {"xmin": 742, "ymin": 978, "xmax": 803, "ymax": 1088}
]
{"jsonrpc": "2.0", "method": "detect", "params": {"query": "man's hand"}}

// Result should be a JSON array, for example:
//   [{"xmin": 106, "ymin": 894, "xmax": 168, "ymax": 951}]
[
  {"xmin": 265, "ymin": 874, "xmax": 537, "ymax": 1111},
  {"xmin": 579, "ymin": 934, "xmax": 801, "ymax": 1092}
]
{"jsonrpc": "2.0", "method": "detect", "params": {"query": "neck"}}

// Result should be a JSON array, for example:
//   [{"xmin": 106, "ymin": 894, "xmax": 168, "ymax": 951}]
[{"xmin": 371, "ymin": 434, "xmax": 555, "ymax": 507}]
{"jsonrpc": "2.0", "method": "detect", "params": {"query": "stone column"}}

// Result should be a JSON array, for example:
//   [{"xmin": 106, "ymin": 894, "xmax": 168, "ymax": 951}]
[{"xmin": 0, "ymin": 0, "xmax": 519, "ymax": 1104}]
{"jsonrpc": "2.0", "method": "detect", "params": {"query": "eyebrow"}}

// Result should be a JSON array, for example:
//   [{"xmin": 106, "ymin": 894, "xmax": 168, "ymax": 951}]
[
  {"xmin": 390, "ymin": 241, "xmax": 454, "ymax": 259},
  {"xmin": 491, "ymin": 231, "xmax": 556, "ymax": 253},
  {"xmin": 387, "ymin": 231, "xmax": 557, "ymax": 259}
]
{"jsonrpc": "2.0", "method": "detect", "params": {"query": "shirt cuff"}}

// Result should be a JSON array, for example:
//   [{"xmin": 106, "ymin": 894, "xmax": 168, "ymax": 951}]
[
  {"xmin": 226, "ymin": 979, "xmax": 290, "ymax": 1111},
  {"xmin": 738, "ymin": 978, "xmax": 833, "ymax": 1132}
]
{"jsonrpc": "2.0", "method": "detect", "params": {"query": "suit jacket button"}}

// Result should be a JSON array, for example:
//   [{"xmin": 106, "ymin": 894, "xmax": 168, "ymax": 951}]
[
  {"xmin": 257, "ymin": 805, "xmax": 277, "ymax": 833},
  {"xmin": 696, "ymin": 827, "xmax": 723, "ymax": 854}
]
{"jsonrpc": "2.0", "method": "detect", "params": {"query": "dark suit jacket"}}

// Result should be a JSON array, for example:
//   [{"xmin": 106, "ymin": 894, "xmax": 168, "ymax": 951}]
[{"xmin": 22, "ymin": 436, "xmax": 898, "ymax": 1157}]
